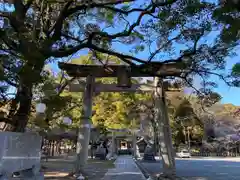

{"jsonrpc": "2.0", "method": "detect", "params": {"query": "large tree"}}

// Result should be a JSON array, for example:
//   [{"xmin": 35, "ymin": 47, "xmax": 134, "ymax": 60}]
[{"xmin": 0, "ymin": 0, "xmax": 238, "ymax": 130}]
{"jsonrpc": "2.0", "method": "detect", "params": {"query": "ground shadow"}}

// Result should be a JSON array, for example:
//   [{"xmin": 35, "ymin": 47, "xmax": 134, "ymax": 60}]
[{"xmin": 42, "ymin": 157, "xmax": 115, "ymax": 180}]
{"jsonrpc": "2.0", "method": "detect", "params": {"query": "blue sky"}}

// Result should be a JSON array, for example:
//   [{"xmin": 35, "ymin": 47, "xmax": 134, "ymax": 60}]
[
  {"xmin": 210, "ymin": 57, "xmax": 240, "ymax": 106},
  {"xmin": 45, "ymin": 2, "xmax": 239, "ymax": 106},
  {"xmin": 50, "ymin": 45, "xmax": 240, "ymax": 106}
]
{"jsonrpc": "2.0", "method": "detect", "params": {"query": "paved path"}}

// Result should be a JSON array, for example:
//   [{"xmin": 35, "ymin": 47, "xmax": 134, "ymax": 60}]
[
  {"xmin": 140, "ymin": 158, "xmax": 240, "ymax": 180},
  {"xmin": 103, "ymin": 155, "xmax": 146, "ymax": 180}
]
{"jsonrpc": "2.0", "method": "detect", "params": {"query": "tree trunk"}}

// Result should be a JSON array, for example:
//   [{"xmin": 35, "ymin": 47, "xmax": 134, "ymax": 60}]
[
  {"xmin": 13, "ymin": 82, "xmax": 33, "ymax": 132},
  {"xmin": 154, "ymin": 77, "xmax": 176, "ymax": 179},
  {"xmin": 2, "ymin": 81, "xmax": 33, "ymax": 132}
]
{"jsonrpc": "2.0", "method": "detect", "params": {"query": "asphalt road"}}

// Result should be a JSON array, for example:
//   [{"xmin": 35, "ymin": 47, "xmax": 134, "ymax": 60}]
[{"xmin": 140, "ymin": 157, "xmax": 240, "ymax": 180}]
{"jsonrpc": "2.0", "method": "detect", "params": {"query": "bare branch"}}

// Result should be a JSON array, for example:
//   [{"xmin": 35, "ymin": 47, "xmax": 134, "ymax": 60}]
[{"xmin": 148, "ymin": 33, "xmax": 182, "ymax": 62}]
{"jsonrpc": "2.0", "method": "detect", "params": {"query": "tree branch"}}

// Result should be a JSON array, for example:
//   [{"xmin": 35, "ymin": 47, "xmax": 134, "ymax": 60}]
[
  {"xmin": 49, "ymin": 42, "xmax": 88, "ymax": 57},
  {"xmin": 61, "ymin": 32, "xmax": 88, "ymax": 43},
  {"xmin": 88, "ymin": 44, "xmax": 146, "ymax": 64},
  {"xmin": 3, "ymin": 79, "xmax": 17, "ymax": 87},
  {"xmin": 50, "ymin": 1, "xmax": 73, "ymax": 40},
  {"xmin": 194, "ymin": 69, "xmax": 232, "ymax": 86},
  {"xmin": 49, "ymin": 0, "xmax": 135, "ymax": 39},
  {"xmin": 49, "ymin": 0, "xmax": 176, "ymax": 59},
  {"xmin": 88, "ymin": 44, "xmax": 187, "ymax": 78},
  {"xmin": 57, "ymin": 77, "xmax": 75, "ymax": 95},
  {"xmin": 91, "ymin": 0, "xmax": 176, "ymax": 40},
  {"xmin": 148, "ymin": 33, "xmax": 182, "ymax": 62},
  {"xmin": 176, "ymin": 29, "xmax": 205, "ymax": 62},
  {"xmin": 66, "ymin": 0, "xmax": 136, "ymax": 17}
]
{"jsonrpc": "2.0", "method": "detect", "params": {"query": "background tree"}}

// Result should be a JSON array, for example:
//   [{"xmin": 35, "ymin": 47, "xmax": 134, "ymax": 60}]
[
  {"xmin": 173, "ymin": 98, "xmax": 202, "ymax": 148},
  {"xmin": 232, "ymin": 63, "xmax": 240, "ymax": 87},
  {"xmin": 1, "ymin": 0, "xmax": 239, "ymax": 133}
]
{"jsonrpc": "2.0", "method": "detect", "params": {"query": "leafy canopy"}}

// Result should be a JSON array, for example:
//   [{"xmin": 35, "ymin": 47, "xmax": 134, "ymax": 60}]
[{"xmin": 0, "ymin": 0, "xmax": 239, "ymax": 130}]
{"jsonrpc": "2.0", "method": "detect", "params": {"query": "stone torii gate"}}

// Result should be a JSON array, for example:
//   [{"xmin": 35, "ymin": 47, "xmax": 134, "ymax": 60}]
[{"xmin": 58, "ymin": 62, "xmax": 180, "ymax": 173}]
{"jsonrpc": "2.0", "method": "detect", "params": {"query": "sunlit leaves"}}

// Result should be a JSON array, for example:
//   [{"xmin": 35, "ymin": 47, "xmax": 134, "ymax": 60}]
[
  {"xmin": 92, "ymin": 91, "xmax": 140, "ymax": 130},
  {"xmin": 131, "ymin": 44, "xmax": 145, "ymax": 53}
]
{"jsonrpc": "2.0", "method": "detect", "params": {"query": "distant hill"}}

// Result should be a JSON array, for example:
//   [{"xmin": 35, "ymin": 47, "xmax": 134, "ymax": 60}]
[
  {"xmin": 207, "ymin": 103, "xmax": 240, "ymax": 138},
  {"xmin": 210, "ymin": 103, "xmax": 240, "ymax": 118}
]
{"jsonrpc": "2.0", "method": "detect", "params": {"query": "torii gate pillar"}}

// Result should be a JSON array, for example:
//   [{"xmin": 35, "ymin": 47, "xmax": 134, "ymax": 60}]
[{"xmin": 75, "ymin": 75, "xmax": 95, "ymax": 172}]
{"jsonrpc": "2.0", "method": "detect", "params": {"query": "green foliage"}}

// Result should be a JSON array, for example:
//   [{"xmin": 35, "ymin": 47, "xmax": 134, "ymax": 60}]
[
  {"xmin": 232, "ymin": 63, "xmax": 240, "ymax": 87},
  {"xmin": 92, "ymin": 91, "xmax": 143, "ymax": 130},
  {"xmin": 213, "ymin": 1, "xmax": 240, "ymax": 44},
  {"xmin": 174, "ymin": 99, "xmax": 195, "ymax": 119},
  {"xmin": 0, "ymin": 0, "xmax": 239, "ymax": 132},
  {"xmin": 232, "ymin": 63, "xmax": 240, "ymax": 76},
  {"xmin": 30, "ymin": 70, "xmax": 83, "ymax": 130}
]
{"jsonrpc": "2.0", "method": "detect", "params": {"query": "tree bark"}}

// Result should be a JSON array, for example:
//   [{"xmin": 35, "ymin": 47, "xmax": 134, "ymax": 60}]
[
  {"xmin": 13, "ymin": 82, "xmax": 33, "ymax": 132},
  {"xmin": 1, "ymin": 54, "xmax": 45, "ymax": 132},
  {"xmin": 154, "ymin": 77, "xmax": 176, "ymax": 179},
  {"xmin": 2, "ymin": 81, "xmax": 33, "ymax": 132}
]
